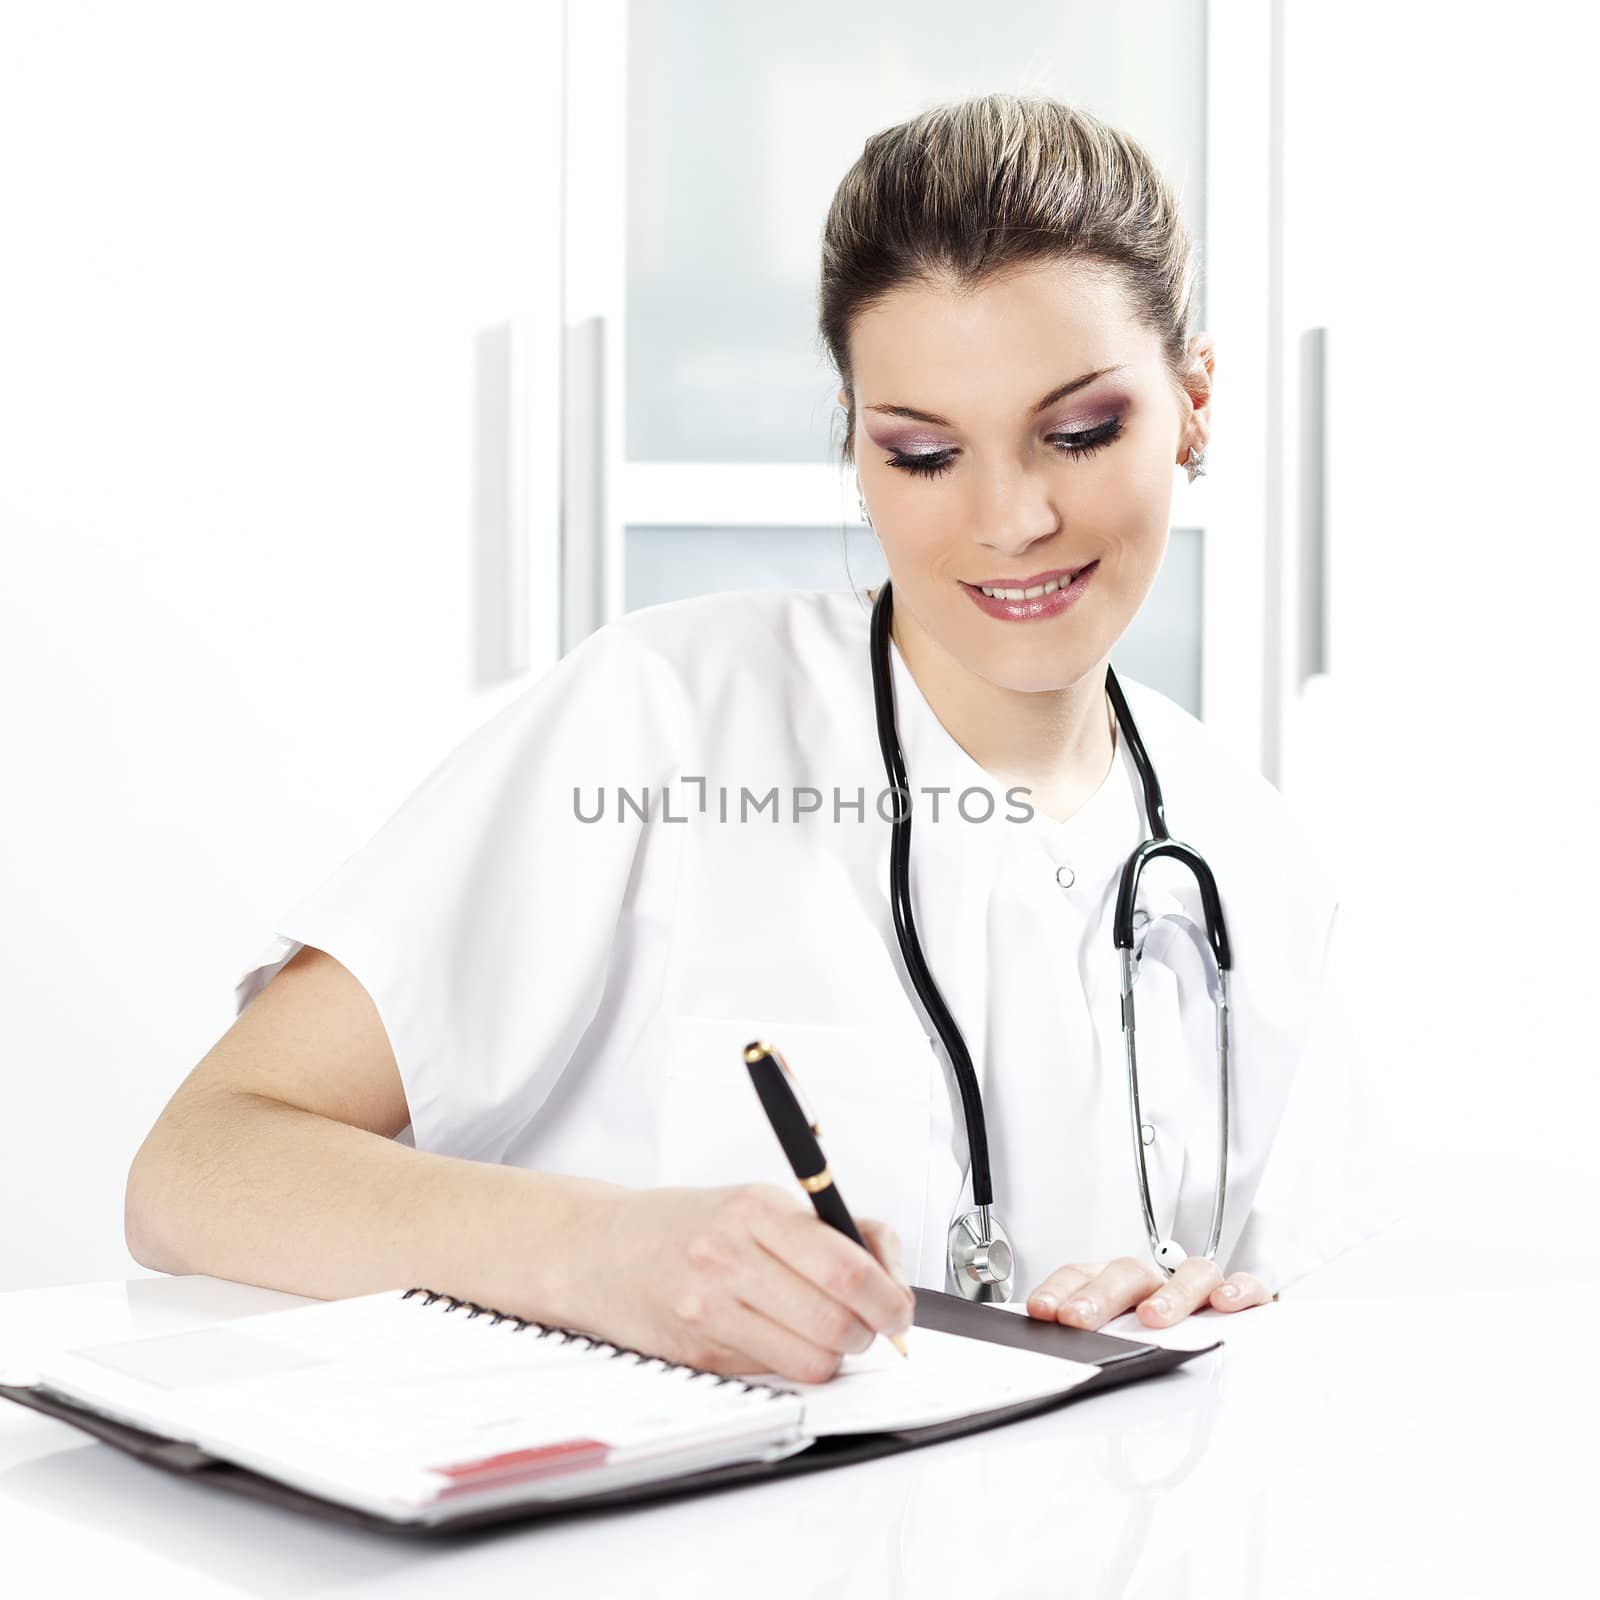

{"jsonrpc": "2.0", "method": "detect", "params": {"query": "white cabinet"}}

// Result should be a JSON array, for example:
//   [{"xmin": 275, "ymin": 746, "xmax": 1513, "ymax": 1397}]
[
  {"xmin": 0, "ymin": 3, "xmax": 565, "ymax": 1287},
  {"xmin": 1269, "ymin": 4, "xmax": 1599, "ymax": 1245}
]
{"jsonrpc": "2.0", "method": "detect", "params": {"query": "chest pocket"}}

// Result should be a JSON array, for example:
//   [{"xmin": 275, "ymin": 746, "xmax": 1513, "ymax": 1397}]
[{"xmin": 653, "ymin": 1015, "xmax": 933, "ymax": 1278}]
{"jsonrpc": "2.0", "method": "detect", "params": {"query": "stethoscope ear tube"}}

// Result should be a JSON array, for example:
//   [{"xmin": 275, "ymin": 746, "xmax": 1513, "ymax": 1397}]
[
  {"xmin": 1114, "ymin": 840, "xmax": 1233, "ymax": 972},
  {"xmin": 869, "ymin": 582, "xmax": 997, "ymax": 1212}
]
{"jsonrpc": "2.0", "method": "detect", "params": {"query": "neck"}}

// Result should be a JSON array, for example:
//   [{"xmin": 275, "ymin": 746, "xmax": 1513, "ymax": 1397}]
[{"xmin": 883, "ymin": 591, "xmax": 1116, "ymax": 825}]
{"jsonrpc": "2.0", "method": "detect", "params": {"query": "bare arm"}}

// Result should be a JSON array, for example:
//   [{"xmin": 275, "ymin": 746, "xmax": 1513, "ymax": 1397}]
[
  {"xmin": 124, "ymin": 944, "xmax": 617, "ymax": 1326},
  {"xmin": 127, "ymin": 944, "xmax": 913, "ymax": 1380}
]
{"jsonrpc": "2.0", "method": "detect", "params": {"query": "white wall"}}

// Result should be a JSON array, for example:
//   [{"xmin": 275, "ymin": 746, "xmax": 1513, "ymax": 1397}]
[
  {"xmin": 3, "ymin": 1, "xmax": 1592, "ymax": 1302},
  {"xmin": 0, "ymin": 2, "xmax": 563, "ymax": 1288},
  {"xmin": 1275, "ymin": 4, "xmax": 1598, "ymax": 1295}
]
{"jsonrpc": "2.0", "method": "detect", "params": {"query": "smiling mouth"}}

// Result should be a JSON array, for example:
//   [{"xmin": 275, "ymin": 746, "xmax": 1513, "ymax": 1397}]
[{"xmin": 959, "ymin": 564, "xmax": 1094, "ymax": 601}]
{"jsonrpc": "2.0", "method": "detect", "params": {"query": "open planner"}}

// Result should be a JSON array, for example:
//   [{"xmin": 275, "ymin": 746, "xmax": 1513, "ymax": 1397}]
[{"xmin": 0, "ymin": 1284, "xmax": 1219, "ymax": 1536}]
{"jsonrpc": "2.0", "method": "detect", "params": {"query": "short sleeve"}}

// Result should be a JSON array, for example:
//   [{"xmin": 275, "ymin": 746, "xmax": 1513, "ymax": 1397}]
[
  {"xmin": 1223, "ymin": 898, "xmax": 1410, "ymax": 1297},
  {"xmin": 231, "ymin": 622, "xmax": 688, "ymax": 1163}
]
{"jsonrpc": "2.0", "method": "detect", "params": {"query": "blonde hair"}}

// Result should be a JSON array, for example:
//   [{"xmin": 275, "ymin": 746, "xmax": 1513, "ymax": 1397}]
[{"xmin": 818, "ymin": 92, "xmax": 1199, "ymax": 468}]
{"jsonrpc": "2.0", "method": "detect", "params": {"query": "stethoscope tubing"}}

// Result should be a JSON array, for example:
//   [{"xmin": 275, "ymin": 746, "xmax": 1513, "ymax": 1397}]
[
  {"xmin": 869, "ymin": 579, "xmax": 1235, "ymax": 1277},
  {"xmin": 869, "ymin": 586, "xmax": 997, "ymax": 1210}
]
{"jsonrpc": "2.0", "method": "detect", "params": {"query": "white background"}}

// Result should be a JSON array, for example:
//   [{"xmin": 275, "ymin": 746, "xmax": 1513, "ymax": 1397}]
[
  {"xmin": 2, "ymin": 1, "xmax": 1595, "ymax": 1301},
  {"xmin": 0, "ymin": 2, "xmax": 562, "ymax": 1284}
]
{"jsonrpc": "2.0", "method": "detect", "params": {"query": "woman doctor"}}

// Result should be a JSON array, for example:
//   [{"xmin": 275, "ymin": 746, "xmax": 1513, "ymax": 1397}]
[{"xmin": 126, "ymin": 94, "xmax": 1399, "ymax": 1385}]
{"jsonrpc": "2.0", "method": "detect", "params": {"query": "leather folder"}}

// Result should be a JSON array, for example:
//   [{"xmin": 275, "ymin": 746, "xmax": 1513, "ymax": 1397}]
[{"xmin": 0, "ymin": 1286, "xmax": 1220, "ymax": 1538}]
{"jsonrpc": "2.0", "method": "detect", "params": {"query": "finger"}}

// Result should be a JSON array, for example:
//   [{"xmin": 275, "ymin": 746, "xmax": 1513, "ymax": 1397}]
[
  {"xmin": 1024, "ymin": 1261, "xmax": 1107, "ymax": 1319},
  {"xmin": 671, "ymin": 1329, "xmax": 778, "ymax": 1379},
  {"xmin": 1135, "ymin": 1255, "xmax": 1224, "ymax": 1327},
  {"xmin": 1207, "ymin": 1271, "xmax": 1273, "ymax": 1313},
  {"xmin": 687, "ymin": 1294, "xmax": 847, "ymax": 1385},
  {"xmin": 740, "ymin": 1227, "xmax": 882, "ymax": 1356},
  {"xmin": 1057, "ymin": 1257, "xmax": 1164, "ymax": 1330},
  {"xmin": 748, "ymin": 1206, "xmax": 914, "ymax": 1345},
  {"xmin": 856, "ymin": 1216, "xmax": 914, "ymax": 1296},
  {"xmin": 691, "ymin": 1194, "xmax": 882, "ymax": 1359}
]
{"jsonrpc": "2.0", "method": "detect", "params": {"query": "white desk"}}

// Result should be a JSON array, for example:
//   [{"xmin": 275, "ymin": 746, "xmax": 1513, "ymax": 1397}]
[{"xmin": 1, "ymin": 1233, "xmax": 1589, "ymax": 1600}]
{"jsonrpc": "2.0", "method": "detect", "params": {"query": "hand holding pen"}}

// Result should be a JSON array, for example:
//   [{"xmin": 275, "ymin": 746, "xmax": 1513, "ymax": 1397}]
[{"xmin": 743, "ymin": 1041, "xmax": 914, "ymax": 1359}]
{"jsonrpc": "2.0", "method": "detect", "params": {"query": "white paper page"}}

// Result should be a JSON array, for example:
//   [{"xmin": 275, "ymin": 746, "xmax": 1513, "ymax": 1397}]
[
  {"xmin": 25, "ymin": 1290, "xmax": 807, "ymax": 1517},
  {"xmin": 988, "ymin": 1297, "xmax": 1227, "ymax": 1351},
  {"xmin": 754, "ymin": 1323, "xmax": 1101, "ymax": 1435},
  {"xmin": 1096, "ymin": 1309, "xmax": 1229, "ymax": 1350}
]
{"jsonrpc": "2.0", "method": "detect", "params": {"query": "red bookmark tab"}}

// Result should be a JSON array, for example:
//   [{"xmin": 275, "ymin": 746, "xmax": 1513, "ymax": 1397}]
[{"xmin": 426, "ymin": 1438, "xmax": 612, "ymax": 1500}]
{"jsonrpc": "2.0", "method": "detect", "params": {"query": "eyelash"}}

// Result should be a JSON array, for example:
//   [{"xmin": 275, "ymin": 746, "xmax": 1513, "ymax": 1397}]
[{"xmin": 884, "ymin": 416, "xmax": 1125, "ymax": 480}]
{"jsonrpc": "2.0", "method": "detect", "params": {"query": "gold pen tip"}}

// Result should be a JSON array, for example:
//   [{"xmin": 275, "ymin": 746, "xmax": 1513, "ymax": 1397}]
[
  {"xmin": 889, "ymin": 1333, "xmax": 909, "ymax": 1358},
  {"xmin": 742, "ymin": 1041, "xmax": 770, "ymax": 1064}
]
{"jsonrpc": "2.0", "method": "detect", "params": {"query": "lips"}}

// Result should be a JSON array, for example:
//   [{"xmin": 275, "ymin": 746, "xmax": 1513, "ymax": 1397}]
[
  {"xmin": 963, "ymin": 564, "xmax": 1089, "ymax": 593},
  {"xmin": 960, "ymin": 560, "xmax": 1099, "ymax": 621}
]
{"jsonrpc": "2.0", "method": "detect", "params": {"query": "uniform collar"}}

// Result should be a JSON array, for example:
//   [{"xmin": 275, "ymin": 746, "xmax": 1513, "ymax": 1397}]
[{"xmin": 885, "ymin": 627, "xmax": 1143, "ymax": 879}]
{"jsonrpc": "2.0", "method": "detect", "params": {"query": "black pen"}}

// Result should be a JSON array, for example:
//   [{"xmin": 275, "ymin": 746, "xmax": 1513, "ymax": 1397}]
[{"xmin": 742, "ymin": 1040, "xmax": 910, "ymax": 1359}]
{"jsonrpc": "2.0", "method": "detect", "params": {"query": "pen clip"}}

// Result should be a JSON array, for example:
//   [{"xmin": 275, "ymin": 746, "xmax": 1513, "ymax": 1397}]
[{"xmin": 768, "ymin": 1045, "xmax": 822, "ymax": 1139}]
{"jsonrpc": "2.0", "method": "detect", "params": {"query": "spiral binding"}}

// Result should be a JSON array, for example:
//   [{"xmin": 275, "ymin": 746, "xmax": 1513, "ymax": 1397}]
[{"xmin": 398, "ymin": 1286, "xmax": 794, "ymax": 1402}]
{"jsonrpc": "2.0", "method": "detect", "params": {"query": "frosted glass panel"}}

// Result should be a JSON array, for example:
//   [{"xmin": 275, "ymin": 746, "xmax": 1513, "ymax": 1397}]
[
  {"xmin": 1116, "ymin": 526, "xmax": 1202, "ymax": 715},
  {"xmin": 627, "ymin": 0, "xmax": 1208, "ymax": 464},
  {"xmin": 625, "ymin": 525, "xmax": 886, "ymax": 609},
  {"xmin": 624, "ymin": 526, "xmax": 1202, "ymax": 715}
]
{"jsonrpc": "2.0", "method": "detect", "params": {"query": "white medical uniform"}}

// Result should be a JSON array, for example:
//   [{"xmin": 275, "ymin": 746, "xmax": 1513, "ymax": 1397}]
[{"xmin": 234, "ymin": 587, "xmax": 1404, "ymax": 1299}]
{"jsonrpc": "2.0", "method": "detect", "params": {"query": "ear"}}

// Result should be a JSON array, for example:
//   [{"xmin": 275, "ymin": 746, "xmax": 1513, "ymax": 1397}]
[{"xmin": 1181, "ymin": 333, "xmax": 1215, "ymax": 456}]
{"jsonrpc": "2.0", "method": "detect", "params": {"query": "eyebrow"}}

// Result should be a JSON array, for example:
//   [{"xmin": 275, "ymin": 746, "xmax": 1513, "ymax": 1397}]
[{"xmin": 862, "ymin": 365, "xmax": 1129, "ymax": 427}]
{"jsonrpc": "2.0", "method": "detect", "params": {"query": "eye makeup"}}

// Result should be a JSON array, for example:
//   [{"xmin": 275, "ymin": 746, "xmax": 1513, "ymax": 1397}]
[{"xmin": 880, "ymin": 414, "xmax": 1126, "ymax": 481}]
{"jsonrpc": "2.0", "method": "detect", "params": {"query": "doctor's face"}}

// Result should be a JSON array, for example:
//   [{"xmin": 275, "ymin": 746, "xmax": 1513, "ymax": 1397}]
[{"xmin": 844, "ymin": 259, "xmax": 1211, "ymax": 694}]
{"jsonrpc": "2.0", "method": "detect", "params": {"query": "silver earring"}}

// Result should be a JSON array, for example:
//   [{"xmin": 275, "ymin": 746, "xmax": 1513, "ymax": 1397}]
[
  {"xmin": 1184, "ymin": 443, "xmax": 1207, "ymax": 483},
  {"xmin": 856, "ymin": 484, "xmax": 873, "ymax": 529}
]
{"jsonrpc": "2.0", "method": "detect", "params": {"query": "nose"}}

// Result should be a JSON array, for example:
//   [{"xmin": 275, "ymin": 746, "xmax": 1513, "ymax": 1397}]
[{"xmin": 972, "ymin": 465, "xmax": 1063, "ymax": 557}]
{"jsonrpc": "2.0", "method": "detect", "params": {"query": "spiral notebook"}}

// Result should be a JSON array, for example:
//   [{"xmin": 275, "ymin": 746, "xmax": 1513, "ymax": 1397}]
[{"xmin": 0, "ymin": 1284, "xmax": 1218, "ymax": 1535}]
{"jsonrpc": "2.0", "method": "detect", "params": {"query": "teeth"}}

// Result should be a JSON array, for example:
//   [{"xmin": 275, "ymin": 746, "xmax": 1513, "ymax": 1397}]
[{"xmin": 979, "ymin": 574, "xmax": 1069, "ymax": 600}]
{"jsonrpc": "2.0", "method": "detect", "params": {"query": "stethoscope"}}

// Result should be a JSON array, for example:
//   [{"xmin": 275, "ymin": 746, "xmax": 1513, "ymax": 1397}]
[{"xmin": 868, "ymin": 580, "xmax": 1234, "ymax": 1303}]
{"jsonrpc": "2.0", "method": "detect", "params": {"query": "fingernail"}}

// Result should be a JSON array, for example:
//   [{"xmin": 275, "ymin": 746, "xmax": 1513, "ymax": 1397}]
[
  {"xmin": 1220, "ymin": 1283, "xmax": 1240, "ymax": 1300},
  {"xmin": 1149, "ymin": 1295, "xmax": 1172, "ymax": 1319},
  {"xmin": 1069, "ymin": 1297, "xmax": 1097, "ymax": 1322},
  {"xmin": 1031, "ymin": 1292, "xmax": 1058, "ymax": 1313}
]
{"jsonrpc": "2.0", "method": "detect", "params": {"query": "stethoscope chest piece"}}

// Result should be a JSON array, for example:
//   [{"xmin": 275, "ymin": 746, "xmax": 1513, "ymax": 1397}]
[{"xmin": 947, "ymin": 1206, "xmax": 1016, "ymax": 1303}]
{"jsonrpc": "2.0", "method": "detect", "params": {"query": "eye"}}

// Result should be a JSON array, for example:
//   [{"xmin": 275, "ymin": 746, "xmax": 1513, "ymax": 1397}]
[
  {"xmin": 1048, "ymin": 415, "xmax": 1124, "ymax": 461},
  {"xmin": 885, "ymin": 448, "xmax": 957, "ymax": 481},
  {"xmin": 884, "ymin": 416, "xmax": 1125, "ymax": 480}
]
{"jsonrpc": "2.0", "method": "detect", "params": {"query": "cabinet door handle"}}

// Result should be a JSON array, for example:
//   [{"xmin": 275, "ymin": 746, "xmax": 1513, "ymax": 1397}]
[
  {"xmin": 1298, "ymin": 326, "xmax": 1329, "ymax": 689},
  {"xmin": 563, "ymin": 313, "xmax": 607, "ymax": 653},
  {"xmin": 504, "ymin": 312, "xmax": 532, "ymax": 677}
]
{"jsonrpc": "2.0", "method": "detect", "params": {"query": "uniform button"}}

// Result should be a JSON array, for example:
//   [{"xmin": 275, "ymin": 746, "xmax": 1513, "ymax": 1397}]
[
  {"xmin": 1054, "ymin": 863, "xmax": 1076, "ymax": 888},
  {"xmin": 1141, "ymin": 1122, "xmax": 1156, "ymax": 1146}
]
